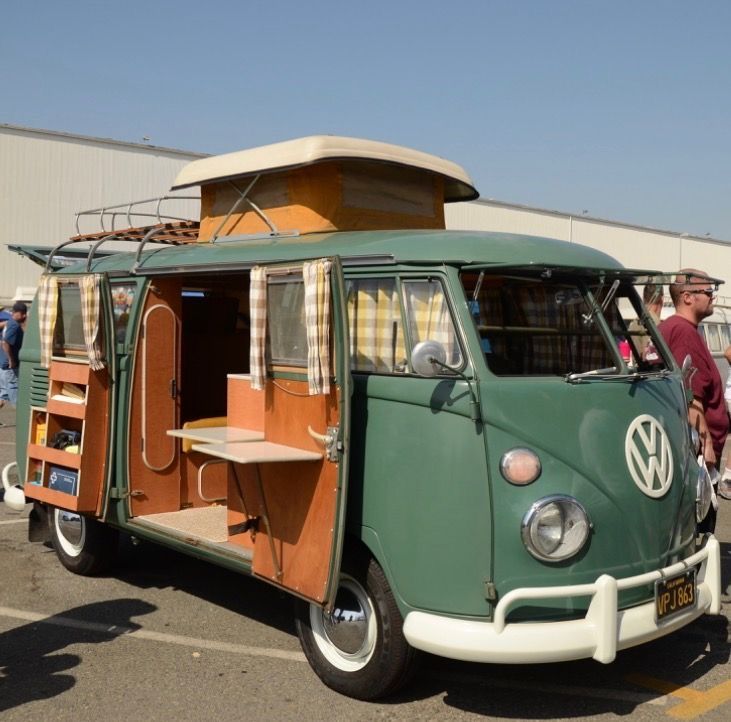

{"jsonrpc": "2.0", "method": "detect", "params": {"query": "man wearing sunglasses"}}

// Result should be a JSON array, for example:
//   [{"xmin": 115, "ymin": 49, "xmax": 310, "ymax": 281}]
[{"xmin": 659, "ymin": 269, "xmax": 729, "ymax": 528}]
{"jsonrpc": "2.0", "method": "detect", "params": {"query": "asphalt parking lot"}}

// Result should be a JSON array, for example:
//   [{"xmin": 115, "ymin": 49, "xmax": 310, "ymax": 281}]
[{"xmin": 1, "ymin": 401, "xmax": 730, "ymax": 721}]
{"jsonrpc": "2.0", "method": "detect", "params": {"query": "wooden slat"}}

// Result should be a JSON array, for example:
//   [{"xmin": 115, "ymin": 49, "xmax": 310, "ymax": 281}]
[
  {"xmin": 49, "ymin": 360, "xmax": 90, "ymax": 385},
  {"xmin": 69, "ymin": 220, "xmax": 200, "ymax": 243},
  {"xmin": 28, "ymin": 444, "xmax": 82, "ymax": 469},
  {"xmin": 24, "ymin": 484, "xmax": 81, "ymax": 511}
]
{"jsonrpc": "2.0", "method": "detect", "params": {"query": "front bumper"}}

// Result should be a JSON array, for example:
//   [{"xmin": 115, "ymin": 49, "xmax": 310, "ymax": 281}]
[{"xmin": 403, "ymin": 535, "xmax": 721, "ymax": 664}]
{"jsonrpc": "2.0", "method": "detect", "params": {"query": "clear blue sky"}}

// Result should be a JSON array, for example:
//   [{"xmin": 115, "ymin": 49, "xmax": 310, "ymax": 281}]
[{"xmin": 3, "ymin": 1, "xmax": 731, "ymax": 238}]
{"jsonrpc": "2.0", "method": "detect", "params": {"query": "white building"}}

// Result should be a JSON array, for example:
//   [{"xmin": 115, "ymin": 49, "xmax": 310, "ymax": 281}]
[
  {"xmin": 2, "ymin": 124, "xmax": 730, "ymax": 304},
  {"xmin": 446, "ymin": 199, "xmax": 731, "ymax": 300},
  {"xmin": 0, "ymin": 124, "xmax": 203, "ymax": 302}
]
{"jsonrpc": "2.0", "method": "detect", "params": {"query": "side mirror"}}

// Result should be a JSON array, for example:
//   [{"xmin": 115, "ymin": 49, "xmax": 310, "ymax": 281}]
[
  {"xmin": 681, "ymin": 353, "xmax": 697, "ymax": 404},
  {"xmin": 410, "ymin": 340, "xmax": 447, "ymax": 377}
]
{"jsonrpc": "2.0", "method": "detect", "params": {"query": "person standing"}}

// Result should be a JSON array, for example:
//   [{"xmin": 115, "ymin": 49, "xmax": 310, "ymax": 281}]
[
  {"xmin": 0, "ymin": 308, "xmax": 11, "ymax": 409},
  {"xmin": 658, "ymin": 270, "xmax": 729, "ymax": 525},
  {"xmin": 630, "ymin": 283, "xmax": 664, "ymax": 361},
  {"xmin": 0, "ymin": 301, "xmax": 28, "ymax": 407}
]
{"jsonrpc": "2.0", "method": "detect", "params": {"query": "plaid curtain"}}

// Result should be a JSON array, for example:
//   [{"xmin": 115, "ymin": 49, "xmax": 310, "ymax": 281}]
[
  {"xmin": 78, "ymin": 274, "xmax": 105, "ymax": 371},
  {"xmin": 478, "ymin": 284, "xmax": 610, "ymax": 374},
  {"xmin": 37, "ymin": 275, "xmax": 59, "ymax": 369},
  {"xmin": 249, "ymin": 266, "xmax": 267, "ymax": 390},
  {"xmin": 404, "ymin": 281, "xmax": 458, "ymax": 364},
  {"xmin": 347, "ymin": 279, "xmax": 405, "ymax": 373},
  {"xmin": 303, "ymin": 259, "xmax": 332, "ymax": 395}
]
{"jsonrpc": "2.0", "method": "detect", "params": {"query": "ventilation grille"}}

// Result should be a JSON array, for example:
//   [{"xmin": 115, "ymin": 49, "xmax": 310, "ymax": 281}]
[{"xmin": 29, "ymin": 366, "xmax": 49, "ymax": 407}]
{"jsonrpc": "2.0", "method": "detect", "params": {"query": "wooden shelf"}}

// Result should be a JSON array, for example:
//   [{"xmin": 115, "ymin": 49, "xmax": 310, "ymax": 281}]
[
  {"xmin": 47, "ymin": 398, "xmax": 86, "ymax": 419},
  {"xmin": 27, "ymin": 443, "xmax": 82, "ymax": 469},
  {"xmin": 24, "ymin": 358, "xmax": 109, "ymax": 514},
  {"xmin": 24, "ymin": 484, "xmax": 82, "ymax": 511}
]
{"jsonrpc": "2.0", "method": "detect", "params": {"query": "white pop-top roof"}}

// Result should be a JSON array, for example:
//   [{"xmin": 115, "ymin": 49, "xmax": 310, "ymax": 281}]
[{"xmin": 171, "ymin": 135, "xmax": 478, "ymax": 202}]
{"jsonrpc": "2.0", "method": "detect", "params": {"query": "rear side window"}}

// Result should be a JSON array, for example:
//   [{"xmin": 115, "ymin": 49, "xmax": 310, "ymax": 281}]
[
  {"xmin": 53, "ymin": 283, "xmax": 86, "ymax": 355},
  {"xmin": 267, "ymin": 277, "xmax": 307, "ymax": 366}
]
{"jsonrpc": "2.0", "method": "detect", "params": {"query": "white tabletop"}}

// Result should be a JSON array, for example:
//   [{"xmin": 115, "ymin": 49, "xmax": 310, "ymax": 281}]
[
  {"xmin": 190, "ymin": 440, "xmax": 323, "ymax": 464},
  {"xmin": 167, "ymin": 426, "xmax": 265, "ymax": 444}
]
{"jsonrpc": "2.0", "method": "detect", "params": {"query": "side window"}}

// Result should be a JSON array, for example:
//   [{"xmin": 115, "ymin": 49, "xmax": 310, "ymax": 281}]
[
  {"xmin": 346, "ymin": 278, "xmax": 405, "ymax": 373},
  {"xmin": 111, "ymin": 283, "xmax": 136, "ymax": 343},
  {"xmin": 706, "ymin": 323, "xmax": 721, "ymax": 353},
  {"xmin": 721, "ymin": 324, "xmax": 731, "ymax": 348},
  {"xmin": 267, "ymin": 277, "xmax": 307, "ymax": 366},
  {"xmin": 402, "ymin": 279, "xmax": 463, "ymax": 369},
  {"xmin": 53, "ymin": 283, "xmax": 86, "ymax": 356}
]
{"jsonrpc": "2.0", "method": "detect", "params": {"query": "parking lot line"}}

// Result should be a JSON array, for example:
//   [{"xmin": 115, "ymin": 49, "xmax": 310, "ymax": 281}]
[
  {"xmin": 0, "ymin": 605, "xmax": 306, "ymax": 663},
  {"xmin": 626, "ymin": 673, "xmax": 731, "ymax": 719}
]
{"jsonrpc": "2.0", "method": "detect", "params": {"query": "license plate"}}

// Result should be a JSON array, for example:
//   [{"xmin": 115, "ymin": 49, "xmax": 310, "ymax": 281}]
[{"xmin": 655, "ymin": 570, "xmax": 696, "ymax": 622}]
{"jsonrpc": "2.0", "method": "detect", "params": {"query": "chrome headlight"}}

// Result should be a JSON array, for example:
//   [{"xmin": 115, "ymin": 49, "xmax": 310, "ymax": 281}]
[
  {"xmin": 689, "ymin": 425, "xmax": 701, "ymax": 455},
  {"xmin": 696, "ymin": 458, "xmax": 713, "ymax": 522},
  {"xmin": 521, "ymin": 495, "xmax": 591, "ymax": 562}
]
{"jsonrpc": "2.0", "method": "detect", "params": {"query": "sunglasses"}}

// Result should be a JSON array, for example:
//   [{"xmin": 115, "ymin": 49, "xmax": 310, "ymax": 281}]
[{"xmin": 686, "ymin": 289, "xmax": 715, "ymax": 298}]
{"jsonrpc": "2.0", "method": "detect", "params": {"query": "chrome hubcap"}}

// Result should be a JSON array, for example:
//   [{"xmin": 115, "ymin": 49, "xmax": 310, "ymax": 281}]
[
  {"xmin": 55, "ymin": 509, "xmax": 85, "ymax": 556},
  {"xmin": 309, "ymin": 574, "xmax": 377, "ymax": 671},
  {"xmin": 323, "ymin": 586, "xmax": 369, "ymax": 654}
]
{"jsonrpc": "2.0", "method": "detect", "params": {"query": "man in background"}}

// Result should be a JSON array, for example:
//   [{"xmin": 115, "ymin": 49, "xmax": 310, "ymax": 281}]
[
  {"xmin": 659, "ymin": 270, "xmax": 729, "ymax": 528},
  {"xmin": 629, "ymin": 283, "xmax": 664, "ymax": 361},
  {"xmin": 0, "ymin": 301, "xmax": 28, "ymax": 407},
  {"xmin": 0, "ymin": 307, "xmax": 10, "ymax": 409}
]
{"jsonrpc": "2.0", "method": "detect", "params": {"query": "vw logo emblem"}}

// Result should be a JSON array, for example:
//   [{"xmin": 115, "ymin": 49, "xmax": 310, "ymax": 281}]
[{"xmin": 625, "ymin": 414, "xmax": 673, "ymax": 498}]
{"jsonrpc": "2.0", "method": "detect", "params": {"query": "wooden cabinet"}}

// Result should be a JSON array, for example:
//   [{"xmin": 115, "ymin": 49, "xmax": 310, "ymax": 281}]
[{"xmin": 24, "ymin": 359, "xmax": 110, "ymax": 513}]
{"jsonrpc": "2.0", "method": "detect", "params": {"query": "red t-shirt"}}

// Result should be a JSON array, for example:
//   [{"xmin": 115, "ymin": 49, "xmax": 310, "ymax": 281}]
[{"xmin": 659, "ymin": 314, "xmax": 729, "ymax": 456}]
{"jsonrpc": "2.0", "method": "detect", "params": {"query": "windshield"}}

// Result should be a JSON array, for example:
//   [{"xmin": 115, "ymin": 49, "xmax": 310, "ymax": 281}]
[{"xmin": 460, "ymin": 271, "xmax": 670, "ymax": 377}]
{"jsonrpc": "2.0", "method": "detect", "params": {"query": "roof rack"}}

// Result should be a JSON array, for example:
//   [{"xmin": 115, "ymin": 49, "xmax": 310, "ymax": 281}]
[
  {"xmin": 45, "ymin": 221, "xmax": 202, "ymax": 273},
  {"xmin": 42, "ymin": 194, "xmax": 202, "ymax": 272},
  {"xmin": 74, "ymin": 195, "xmax": 200, "ymax": 237}
]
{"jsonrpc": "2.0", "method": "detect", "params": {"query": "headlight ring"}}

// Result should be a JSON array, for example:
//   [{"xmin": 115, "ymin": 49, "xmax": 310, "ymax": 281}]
[{"xmin": 521, "ymin": 495, "xmax": 592, "ymax": 562}]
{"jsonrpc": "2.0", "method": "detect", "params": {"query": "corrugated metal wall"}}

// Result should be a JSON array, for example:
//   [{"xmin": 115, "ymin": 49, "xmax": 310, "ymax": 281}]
[
  {"xmin": 446, "ymin": 200, "xmax": 731, "ymax": 297},
  {"xmin": 3, "ymin": 126, "xmax": 729, "ymax": 304},
  {"xmin": 0, "ymin": 125, "xmax": 202, "ymax": 301}
]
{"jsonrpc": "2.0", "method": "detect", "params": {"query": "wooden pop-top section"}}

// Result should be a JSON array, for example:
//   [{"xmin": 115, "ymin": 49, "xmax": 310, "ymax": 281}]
[{"xmin": 171, "ymin": 135, "xmax": 478, "ymax": 241}]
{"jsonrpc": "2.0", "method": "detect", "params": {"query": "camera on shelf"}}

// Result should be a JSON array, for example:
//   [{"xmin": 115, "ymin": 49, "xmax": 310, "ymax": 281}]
[{"xmin": 50, "ymin": 430, "xmax": 81, "ymax": 450}]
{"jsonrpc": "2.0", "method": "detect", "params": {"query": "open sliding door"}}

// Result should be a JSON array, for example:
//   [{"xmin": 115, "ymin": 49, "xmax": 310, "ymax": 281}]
[{"xmin": 243, "ymin": 256, "xmax": 351, "ymax": 607}]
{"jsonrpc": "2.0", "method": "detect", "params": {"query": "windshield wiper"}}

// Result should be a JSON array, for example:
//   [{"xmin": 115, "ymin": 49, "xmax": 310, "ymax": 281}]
[{"xmin": 565, "ymin": 367, "xmax": 671, "ymax": 384}]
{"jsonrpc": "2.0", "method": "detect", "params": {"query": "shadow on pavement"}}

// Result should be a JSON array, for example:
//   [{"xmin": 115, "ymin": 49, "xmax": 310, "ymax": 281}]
[{"xmin": 0, "ymin": 598, "xmax": 155, "ymax": 713}]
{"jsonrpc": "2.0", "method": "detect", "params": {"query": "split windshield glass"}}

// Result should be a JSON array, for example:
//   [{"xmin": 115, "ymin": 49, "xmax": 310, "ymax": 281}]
[{"xmin": 460, "ymin": 271, "xmax": 670, "ymax": 377}]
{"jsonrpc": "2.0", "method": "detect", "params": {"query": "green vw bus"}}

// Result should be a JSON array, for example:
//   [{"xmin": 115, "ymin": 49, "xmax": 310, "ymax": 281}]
[{"xmin": 5, "ymin": 136, "xmax": 721, "ymax": 700}]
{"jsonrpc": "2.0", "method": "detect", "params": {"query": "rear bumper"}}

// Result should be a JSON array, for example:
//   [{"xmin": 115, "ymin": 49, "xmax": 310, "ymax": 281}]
[{"xmin": 403, "ymin": 535, "xmax": 721, "ymax": 664}]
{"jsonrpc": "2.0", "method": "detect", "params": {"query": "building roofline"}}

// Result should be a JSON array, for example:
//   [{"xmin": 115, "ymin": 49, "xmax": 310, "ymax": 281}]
[
  {"xmin": 468, "ymin": 197, "xmax": 731, "ymax": 246},
  {"xmin": 0, "ymin": 123, "xmax": 209, "ymax": 160}
]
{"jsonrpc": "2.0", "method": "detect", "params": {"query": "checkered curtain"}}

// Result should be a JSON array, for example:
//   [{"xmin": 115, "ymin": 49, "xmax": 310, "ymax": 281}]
[
  {"xmin": 249, "ymin": 266, "xmax": 267, "ymax": 390},
  {"xmin": 478, "ymin": 284, "xmax": 610, "ymax": 374},
  {"xmin": 404, "ymin": 281, "xmax": 457, "ymax": 362},
  {"xmin": 303, "ymin": 259, "xmax": 332, "ymax": 395},
  {"xmin": 37, "ymin": 274, "xmax": 59, "ymax": 369},
  {"xmin": 78, "ymin": 274, "xmax": 105, "ymax": 371},
  {"xmin": 347, "ymin": 279, "xmax": 405, "ymax": 373}
]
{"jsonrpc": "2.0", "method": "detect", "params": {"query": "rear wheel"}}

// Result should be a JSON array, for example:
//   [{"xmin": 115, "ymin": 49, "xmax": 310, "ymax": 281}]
[
  {"xmin": 50, "ymin": 507, "xmax": 118, "ymax": 576},
  {"xmin": 295, "ymin": 553, "xmax": 419, "ymax": 700}
]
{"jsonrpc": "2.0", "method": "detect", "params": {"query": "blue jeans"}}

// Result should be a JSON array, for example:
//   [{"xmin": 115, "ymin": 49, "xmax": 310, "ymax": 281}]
[{"xmin": 0, "ymin": 367, "xmax": 18, "ymax": 406}]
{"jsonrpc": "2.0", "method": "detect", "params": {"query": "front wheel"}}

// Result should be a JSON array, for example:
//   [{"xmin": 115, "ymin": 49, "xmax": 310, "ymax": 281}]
[
  {"xmin": 295, "ymin": 553, "xmax": 419, "ymax": 700},
  {"xmin": 50, "ymin": 507, "xmax": 118, "ymax": 576}
]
